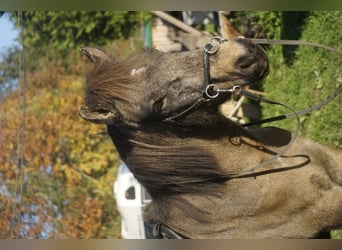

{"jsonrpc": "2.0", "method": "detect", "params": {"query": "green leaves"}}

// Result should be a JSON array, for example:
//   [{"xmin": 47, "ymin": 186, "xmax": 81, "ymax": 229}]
[{"xmin": 16, "ymin": 11, "xmax": 140, "ymax": 51}]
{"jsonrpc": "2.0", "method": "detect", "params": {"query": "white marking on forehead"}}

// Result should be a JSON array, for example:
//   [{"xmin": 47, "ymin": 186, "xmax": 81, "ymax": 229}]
[{"xmin": 130, "ymin": 66, "xmax": 146, "ymax": 76}]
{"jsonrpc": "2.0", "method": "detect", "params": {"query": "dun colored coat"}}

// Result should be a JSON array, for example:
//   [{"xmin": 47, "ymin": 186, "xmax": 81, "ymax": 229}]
[{"xmin": 79, "ymin": 38, "xmax": 342, "ymax": 238}]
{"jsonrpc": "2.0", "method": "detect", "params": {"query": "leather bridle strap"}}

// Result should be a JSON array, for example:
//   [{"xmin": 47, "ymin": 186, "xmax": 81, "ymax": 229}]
[
  {"xmin": 165, "ymin": 37, "xmax": 342, "ymax": 124},
  {"xmin": 153, "ymin": 221, "xmax": 188, "ymax": 239},
  {"xmin": 241, "ymin": 84, "xmax": 342, "ymax": 127},
  {"xmin": 163, "ymin": 37, "xmax": 228, "ymax": 122},
  {"xmin": 221, "ymin": 86, "xmax": 303, "ymax": 176},
  {"xmin": 169, "ymin": 37, "xmax": 342, "ymax": 178},
  {"xmin": 163, "ymin": 97, "xmax": 208, "ymax": 122},
  {"xmin": 240, "ymin": 38, "xmax": 342, "ymax": 127},
  {"xmin": 250, "ymin": 38, "xmax": 342, "ymax": 57}
]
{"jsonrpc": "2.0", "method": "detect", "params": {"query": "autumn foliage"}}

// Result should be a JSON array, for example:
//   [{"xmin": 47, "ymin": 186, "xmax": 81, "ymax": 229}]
[
  {"xmin": 0, "ymin": 54, "xmax": 123, "ymax": 238},
  {"xmin": 0, "ymin": 10, "xmax": 146, "ymax": 238}
]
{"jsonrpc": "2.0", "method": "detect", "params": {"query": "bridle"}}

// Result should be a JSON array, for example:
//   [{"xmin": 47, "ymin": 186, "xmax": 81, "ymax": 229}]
[
  {"xmin": 163, "ymin": 37, "xmax": 234, "ymax": 122},
  {"xmin": 166, "ymin": 36, "xmax": 342, "ymax": 122},
  {"xmin": 152, "ymin": 37, "xmax": 342, "ymax": 239},
  {"xmin": 164, "ymin": 36, "xmax": 342, "ymax": 178}
]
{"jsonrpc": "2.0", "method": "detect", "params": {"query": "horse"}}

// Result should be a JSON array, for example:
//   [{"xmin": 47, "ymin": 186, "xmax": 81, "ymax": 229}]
[{"xmin": 79, "ymin": 37, "xmax": 342, "ymax": 238}]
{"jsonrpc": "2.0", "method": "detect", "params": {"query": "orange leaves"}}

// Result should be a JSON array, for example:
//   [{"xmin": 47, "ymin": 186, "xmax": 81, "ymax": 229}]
[
  {"xmin": 1, "ymin": 75, "xmax": 121, "ymax": 238},
  {"xmin": 58, "ymin": 196, "xmax": 103, "ymax": 238},
  {"xmin": 0, "ymin": 196, "xmax": 13, "ymax": 238}
]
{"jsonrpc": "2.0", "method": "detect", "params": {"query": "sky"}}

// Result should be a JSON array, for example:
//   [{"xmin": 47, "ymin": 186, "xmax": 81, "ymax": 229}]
[{"xmin": 0, "ymin": 15, "xmax": 19, "ymax": 52}]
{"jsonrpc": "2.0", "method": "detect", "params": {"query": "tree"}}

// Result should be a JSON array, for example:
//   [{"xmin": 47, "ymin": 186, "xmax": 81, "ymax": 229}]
[
  {"xmin": 11, "ymin": 11, "xmax": 140, "ymax": 51},
  {"xmin": 0, "ymin": 11, "xmax": 147, "ymax": 238},
  {"xmin": 0, "ymin": 11, "xmax": 144, "ymax": 90},
  {"xmin": 0, "ymin": 65, "xmax": 128, "ymax": 238},
  {"xmin": 0, "ymin": 46, "xmax": 19, "ymax": 93}
]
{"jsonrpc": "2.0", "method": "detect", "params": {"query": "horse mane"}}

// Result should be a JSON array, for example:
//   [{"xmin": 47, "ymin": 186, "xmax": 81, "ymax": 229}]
[
  {"xmin": 126, "ymin": 138, "xmax": 230, "ymax": 198},
  {"xmin": 84, "ymin": 49, "xmax": 157, "ymax": 111},
  {"xmin": 125, "ymin": 138, "xmax": 232, "ymax": 224}
]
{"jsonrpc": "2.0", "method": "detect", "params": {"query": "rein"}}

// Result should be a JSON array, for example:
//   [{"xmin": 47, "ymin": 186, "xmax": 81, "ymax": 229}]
[
  {"xmin": 152, "ymin": 37, "xmax": 342, "ymax": 238},
  {"xmin": 165, "ymin": 36, "xmax": 342, "ymax": 179},
  {"xmin": 202, "ymin": 36, "xmax": 342, "ymax": 126}
]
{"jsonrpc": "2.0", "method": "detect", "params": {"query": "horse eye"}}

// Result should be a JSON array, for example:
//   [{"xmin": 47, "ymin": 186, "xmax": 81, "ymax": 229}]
[{"xmin": 153, "ymin": 98, "xmax": 165, "ymax": 114}]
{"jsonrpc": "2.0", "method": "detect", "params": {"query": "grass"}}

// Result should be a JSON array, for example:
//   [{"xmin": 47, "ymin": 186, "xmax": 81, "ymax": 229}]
[
  {"xmin": 256, "ymin": 11, "xmax": 342, "ymax": 239},
  {"xmin": 260, "ymin": 11, "xmax": 342, "ymax": 148}
]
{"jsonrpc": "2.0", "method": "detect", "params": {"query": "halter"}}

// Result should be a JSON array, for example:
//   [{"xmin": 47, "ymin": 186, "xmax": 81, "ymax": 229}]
[{"xmin": 164, "ymin": 36, "xmax": 342, "ymax": 178}]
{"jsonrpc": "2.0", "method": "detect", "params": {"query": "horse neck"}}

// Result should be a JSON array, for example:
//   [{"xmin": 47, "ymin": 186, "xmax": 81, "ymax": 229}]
[
  {"xmin": 107, "ymin": 115, "xmax": 270, "ymax": 194},
  {"xmin": 130, "ymin": 115, "xmax": 251, "ymax": 154},
  {"xmin": 107, "ymin": 116, "xmax": 294, "ymax": 229},
  {"xmin": 126, "ymin": 116, "xmax": 295, "ymax": 182}
]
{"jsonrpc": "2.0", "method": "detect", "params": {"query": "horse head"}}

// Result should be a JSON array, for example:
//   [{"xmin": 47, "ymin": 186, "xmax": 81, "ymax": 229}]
[{"xmin": 79, "ymin": 37, "xmax": 269, "ymax": 127}]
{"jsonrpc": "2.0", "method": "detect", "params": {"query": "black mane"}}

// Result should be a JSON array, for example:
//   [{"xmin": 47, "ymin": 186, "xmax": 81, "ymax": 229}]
[{"xmin": 107, "ymin": 122, "xmax": 231, "ymax": 199}]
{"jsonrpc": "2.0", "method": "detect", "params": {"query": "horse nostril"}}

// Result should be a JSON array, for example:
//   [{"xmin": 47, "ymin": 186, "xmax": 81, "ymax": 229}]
[{"xmin": 236, "ymin": 56, "xmax": 256, "ymax": 69}]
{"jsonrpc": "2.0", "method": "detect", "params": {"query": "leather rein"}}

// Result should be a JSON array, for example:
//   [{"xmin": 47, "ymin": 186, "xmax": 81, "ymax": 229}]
[
  {"xmin": 164, "ymin": 36, "xmax": 342, "ymax": 179},
  {"xmin": 166, "ymin": 36, "xmax": 342, "ymax": 124},
  {"xmin": 152, "ymin": 37, "xmax": 342, "ymax": 239}
]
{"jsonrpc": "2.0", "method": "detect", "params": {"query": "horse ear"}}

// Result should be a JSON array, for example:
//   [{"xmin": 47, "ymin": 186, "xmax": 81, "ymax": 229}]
[
  {"xmin": 80, "ymin": 47, "xmax": 110, "ymax": 64},
  {"xmin": 79, "ymin": 106, "xmax": 119, "ymax": 124},
  {"xmin": 218, "ymin": 11, "xmax": 242, "ymax": 39}
]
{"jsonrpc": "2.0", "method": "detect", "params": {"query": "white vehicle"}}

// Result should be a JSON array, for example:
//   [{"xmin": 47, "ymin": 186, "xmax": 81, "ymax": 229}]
[{"xmin": 113, "ymin": 162, "xmax": 152, "ymax": 239}]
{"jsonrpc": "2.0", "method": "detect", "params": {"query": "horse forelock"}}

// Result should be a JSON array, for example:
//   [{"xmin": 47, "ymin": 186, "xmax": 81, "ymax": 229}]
[{"xmin": 84, "ymin": 55, "xmax": 143, "ymax": 111}]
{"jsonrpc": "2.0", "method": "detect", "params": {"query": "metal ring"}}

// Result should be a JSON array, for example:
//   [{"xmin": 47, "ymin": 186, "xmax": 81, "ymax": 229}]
[
  {"xmin": 204, "ymin": 42, "xmax": 218, "ymax": 55},
  {"xmin": 231, "ymin": 85, "xmax": 242, "ymax": 95},
  {"xmin": 205, "ymin": 84, "xmax": 220, "ymax": 99},
  {"xmin": 204, "ymin": 37, "xmax": 227, "ymax": 55}
]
